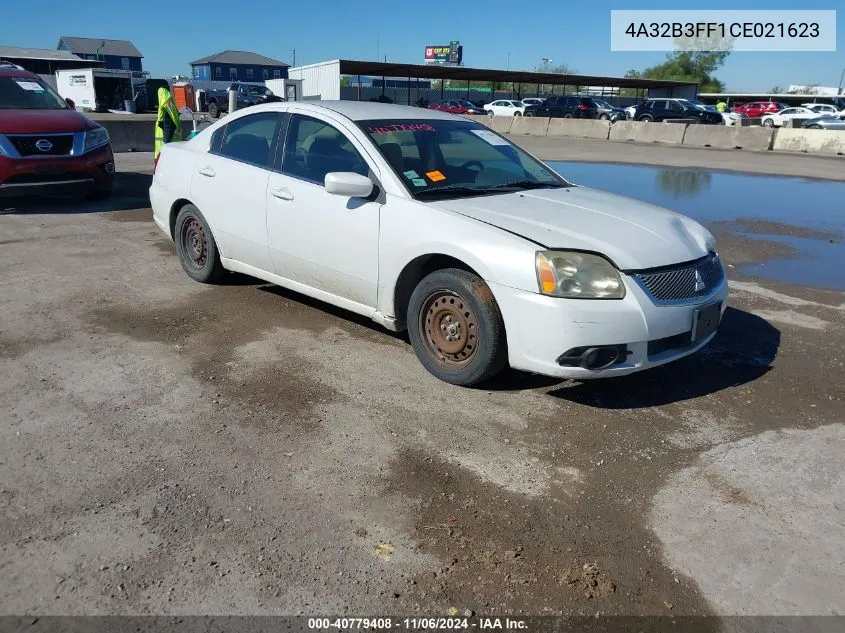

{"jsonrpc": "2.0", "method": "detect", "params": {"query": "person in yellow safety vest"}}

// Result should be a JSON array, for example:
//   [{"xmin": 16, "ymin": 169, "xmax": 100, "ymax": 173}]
[
  {"xmin": 716, "ymin": 100, "xmax": 727, "ymax": 113},
  {"xmin": 154, "ymin": 87, "xmax": 182, "ymax": 161}
]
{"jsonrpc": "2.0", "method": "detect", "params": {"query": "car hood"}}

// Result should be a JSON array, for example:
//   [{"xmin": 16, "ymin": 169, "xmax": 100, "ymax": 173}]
[
  {"xmin": 434, "ymin": 186, "xmax": 713, "ymax": 270},
  {"xmin": 0, "ymin": 108, "xmax": 93, "ymax": 134}
]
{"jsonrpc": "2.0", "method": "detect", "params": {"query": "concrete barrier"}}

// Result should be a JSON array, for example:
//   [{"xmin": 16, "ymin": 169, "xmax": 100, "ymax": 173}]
[
  {"xmin": 464, "ymin": 115, "xmax": 492, "ymax": 128},
  {"xmin": 609, "ymin": 120, "xmax": 687, "ymax": 144},
  {"xmin": 509, "ymin": 116, "xmax": 550, "ymax": 136},
  {"xmin": 773, "ymin": 128, "xmax": 845, "ymax": 156},
  {"xmin": 97, "ymin": 120, "xmax": 196, "ymax": 152},
  {"xmin": 682, "ymin": 125, "xmax": 774, "ymax": 151},
  {"xmin": 547, "ymin": 118, "xmax": 610, "ymax": 140},
  {"xmin": 489, "ymin": 116, "xmax": 514, "ymax": 135}
]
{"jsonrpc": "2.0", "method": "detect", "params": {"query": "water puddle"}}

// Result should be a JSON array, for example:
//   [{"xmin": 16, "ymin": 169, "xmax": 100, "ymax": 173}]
[{"xmin": 549, "ymin": 162, "xmax": 845, "ymax": 290}]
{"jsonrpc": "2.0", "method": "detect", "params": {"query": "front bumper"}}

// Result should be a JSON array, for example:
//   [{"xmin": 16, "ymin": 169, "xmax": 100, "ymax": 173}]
[
  {"xmin": 489, "ymin": 275, "xmax": 729, "ymax": 379},
  {"xmin": 0, "ymin": 144, "xmax": 114, "ymax": 199}
]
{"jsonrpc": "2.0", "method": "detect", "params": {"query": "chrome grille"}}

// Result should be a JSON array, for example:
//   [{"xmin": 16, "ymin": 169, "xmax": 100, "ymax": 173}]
[{"xmin": 633, "ymin": 254, "xmax": 724, "ymax": 304}]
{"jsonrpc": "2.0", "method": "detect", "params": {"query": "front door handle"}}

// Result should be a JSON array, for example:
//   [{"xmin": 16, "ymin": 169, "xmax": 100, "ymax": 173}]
[
  {"xmin": 198, "ymin": 166, "xmax": 215, "ymax": 177},
  {"xmin": 271, "ymin": 188, "xmax": 294, "ymax": 201}
]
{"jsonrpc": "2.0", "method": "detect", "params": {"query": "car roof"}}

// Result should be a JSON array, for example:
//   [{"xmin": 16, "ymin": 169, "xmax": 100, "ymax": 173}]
[
  {"xmin": 0, "ymin": 67, "xmax": 38, "ymax": 79},
  {"xmin": 284, "ymin": 100, "xmax": 460, "ymax": 121}
]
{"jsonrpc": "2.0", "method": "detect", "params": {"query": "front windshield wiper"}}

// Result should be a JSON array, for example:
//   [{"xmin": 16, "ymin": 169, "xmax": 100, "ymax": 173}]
[
  {"xmin": 416, "ymin": 185, "xmax": 492, "ymax": 198},
  {"xmin": 483, "ymin": 180, "xmax": 568, "ymax": 190}
]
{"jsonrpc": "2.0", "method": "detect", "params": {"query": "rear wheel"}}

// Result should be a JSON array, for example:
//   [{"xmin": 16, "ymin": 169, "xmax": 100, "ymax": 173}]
[
  {"xmin": 809, "ymin": 124, "xmax": 823, "ymax": 129},
  {"xmin": 208, "ymin": 101, "xmax": 220, "ymax": 118},
  {"xmin": 407, "ymin": 269, "xmax": 507, "ymax": 386},
  {"xmin": 762, "ymin": 118, "xmax": 774, "ymax": 127},
  {"xmin": 514, "ymin": 111, "xmax": 522, "ymax": 116},
  {"xmin": 599, "ymin": 113, "xmax": 610, "ymax": 120},
  {"xmin": 639, "ymin": 115, "xmax": 653, "ymax": 122},
  {"xmin": 562, "ymin": 112, "xmax": 573, "ymax": 119},
  {"xmin": 174, "ymin": 205, "xmax": 225, "ymax": 283}
]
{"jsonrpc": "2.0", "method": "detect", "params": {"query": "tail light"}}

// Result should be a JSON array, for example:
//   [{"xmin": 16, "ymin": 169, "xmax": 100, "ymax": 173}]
[{"xmin": 578, "ymin": 104, "xmax": 588, "ymax": 110}]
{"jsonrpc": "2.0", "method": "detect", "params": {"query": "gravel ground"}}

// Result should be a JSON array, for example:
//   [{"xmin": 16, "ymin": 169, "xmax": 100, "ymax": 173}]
[{"xmin": 0, "ymin": 162, "xmax": 843, "ymax": 619}]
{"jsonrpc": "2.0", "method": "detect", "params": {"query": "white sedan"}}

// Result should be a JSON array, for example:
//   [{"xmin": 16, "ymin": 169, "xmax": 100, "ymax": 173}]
[
  {"xmin": 484, "ymin": 100, "xmax": 531, "ymax": 116},
  {"xmin": 151, "ymin": 102, "xmax": 727, "ymax": 386},
  {"xmin": 761, "ymin": 106, "xmax": 818, "ymax": 127},
  {"xmin": 802, "ymin": 103, "xmax": 840, "ymax": 116}
]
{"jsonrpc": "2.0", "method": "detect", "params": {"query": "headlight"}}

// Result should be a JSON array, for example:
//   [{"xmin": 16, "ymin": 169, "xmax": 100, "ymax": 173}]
[
  {"xmin": 84, "ymin": 126, "xmax": 110, "ymax": 152},
  {"xmin": 536, "ymin": 250, "xmax": 625, "ymax": 299}
]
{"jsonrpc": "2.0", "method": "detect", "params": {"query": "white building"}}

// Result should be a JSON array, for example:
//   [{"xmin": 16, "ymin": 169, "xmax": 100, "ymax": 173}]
[{"xmin": 787, "ymin": 85, "xmax": 843, "ymax": 96}]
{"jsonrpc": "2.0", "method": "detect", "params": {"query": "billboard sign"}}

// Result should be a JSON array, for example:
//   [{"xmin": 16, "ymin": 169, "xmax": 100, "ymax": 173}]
[{"xmin": 424, "ymin": 41, "xmax": 462, "ymax": 65}]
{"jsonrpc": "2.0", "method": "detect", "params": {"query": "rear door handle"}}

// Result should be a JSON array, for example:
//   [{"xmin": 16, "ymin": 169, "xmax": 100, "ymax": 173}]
[
  {"xmin": 271, "ymin": 188, "xmax": 294, "ymax": 201},
  {"xmin": 198, "ymin": 166, "xmax": 215, "ymax": 177}
]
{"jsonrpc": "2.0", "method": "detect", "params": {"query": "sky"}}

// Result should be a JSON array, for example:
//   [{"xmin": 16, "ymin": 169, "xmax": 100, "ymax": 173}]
[{"xmin": 2, "ymin": 1, "xmax": 843, "ymax": 92}]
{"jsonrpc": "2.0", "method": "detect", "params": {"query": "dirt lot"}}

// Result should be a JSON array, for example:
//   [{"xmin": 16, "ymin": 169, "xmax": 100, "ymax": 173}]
[{"xmin": 1, "ymin": 163, "xmax": 843, "ymax": 619}]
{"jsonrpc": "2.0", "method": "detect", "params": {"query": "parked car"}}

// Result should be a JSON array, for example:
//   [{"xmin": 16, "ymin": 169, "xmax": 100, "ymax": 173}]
[
  {"xmin": 520, "ymin": 97, "xmax": 546, "ymax": 107},
  {"xmin": 802, "ymin": 103, "xmax": 840, "ymax": 116},
  {"xmin": 801, "ymin": 114, "xmax": 845, "ymax": 130},
  {"xmin": 760, "ymin": 106, "xmax": 819, "ymax": 128},
  {"xmin": 532, "ymin": 95, "xmax": 601, "ymax": 119},
  {"xmin": 205, "ymin": 82, "xmax": 283, "ymax": 118},
  {"xmin": 427, "ymin": 99, "xmax": 486, "ymax": 116},
  {"xmin": 624, "ymin": 104, "xmax": 639, "ymax": 120},
  {"xmin": 151, "ymin": 102, "xmax": 727, "ymax": 386},
  {"xmin": 0, "ymin": 66, "xmax": 114, "ymax": 199},
  {"xmin": 632, "ymin": 99, "xmax": 723, "ymax": 124},
  {"xmin": 731, "ymin": 101, "xmax": 785, "ymax": 118},
  {"xmin": 592, "ymin": 99, "xmax": 627, "ymax": 121},
  {"xmin": 483, "ymin": 100, "xmax": 537, "ymax": 117}
]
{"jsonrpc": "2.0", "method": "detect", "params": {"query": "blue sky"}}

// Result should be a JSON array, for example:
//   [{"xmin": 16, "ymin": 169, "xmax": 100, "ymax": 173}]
[{"xmin": 3, "ymin": 1, "xmax": 842, "ymax": 92}]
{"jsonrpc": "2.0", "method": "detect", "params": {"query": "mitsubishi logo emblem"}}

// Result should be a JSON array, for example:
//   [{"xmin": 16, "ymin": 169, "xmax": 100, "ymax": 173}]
[
  {"xmin": 694, "ymin": 269, "xmax": 706, "ymax": 292},
  {"xmin": 35, "ymin": 139, "xmax": 53, "ymax": 152}
]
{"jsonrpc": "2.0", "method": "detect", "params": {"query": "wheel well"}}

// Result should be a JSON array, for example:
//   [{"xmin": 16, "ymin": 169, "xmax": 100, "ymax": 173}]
[
  {"xmin": 393, "ymin": 254, "xmax": 480, "ymax": 331},
  {"xmin": 169, "ymin": 199, "xmax": 193, "ymax": 239}
]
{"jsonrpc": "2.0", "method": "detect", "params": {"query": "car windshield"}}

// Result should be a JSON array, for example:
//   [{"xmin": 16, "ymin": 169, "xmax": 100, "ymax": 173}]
[
  {"xmin": 593, "ymin": 100, "xmax": 612, "ymax": 108},
  {"xmin": 359, "ymin": 119, "xmax": 569, "ymax": 199},
  {"xmin": 455, "ymin": 100, "xmax": 476, "ymax": 108},
  {"xmin": 248, "ymin": 86, "xmax": 272, "ymax": 96},
  {"xmin": 0, "ymin": 76, "xmax": 69, "ymax": 110}
]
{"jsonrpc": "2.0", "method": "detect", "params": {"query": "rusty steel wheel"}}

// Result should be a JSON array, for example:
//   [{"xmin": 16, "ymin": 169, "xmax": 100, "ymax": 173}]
[
  {"xmin": 420, "ymin": 290, "xmax": 479, "ymax": 369},
  {"xmin": 174, "ymin": 205, "xmax": 225, "ymax": 284},
  {"xmin": 183, "ymin": 218, "xmax": 208, "ymax": 270},
  {"xmin": 407, "ymin": 268, "xmax": 507, "ymax": 386}
]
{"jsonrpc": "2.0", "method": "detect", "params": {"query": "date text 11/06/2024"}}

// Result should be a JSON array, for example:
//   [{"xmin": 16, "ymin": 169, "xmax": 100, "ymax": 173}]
[
  {"xmin": 625, "ymin": 22, "xmax": 820, "ymax": 39},
  {"xmin": 307, "ymin": 617, "xmax": 528, "ymax": 629}
]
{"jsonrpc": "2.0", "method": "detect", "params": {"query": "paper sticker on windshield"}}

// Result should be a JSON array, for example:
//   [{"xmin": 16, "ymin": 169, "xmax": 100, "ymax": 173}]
[
  {"xmin": 470, "ymin": 129, "xmax": 509, "ymax": 146},
  {"xmin": 403, "ymin": 170, "xmax": 419, "ymax": 179},
  {"xmin": 411, "ymin": 178, "xmax": 427, "ymax": 187},
  {"xmin": 14, "ymin": 80, "xmax": 44, "ymax": 92},
  {"xmin": 426, "ymin": 170, "xmax": 446, "ymax": 182}
]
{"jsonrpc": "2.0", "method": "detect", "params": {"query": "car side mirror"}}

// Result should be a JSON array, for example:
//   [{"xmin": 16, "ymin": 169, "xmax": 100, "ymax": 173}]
[{"xmin": 324, "ymin": 172, "xmax": 374, "ymax": 198}]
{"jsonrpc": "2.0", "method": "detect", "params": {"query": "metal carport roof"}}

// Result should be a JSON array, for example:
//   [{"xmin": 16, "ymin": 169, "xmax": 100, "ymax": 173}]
[{"xmin": 334, "ymin": 59, "xmax": 697, "ymax": 90}]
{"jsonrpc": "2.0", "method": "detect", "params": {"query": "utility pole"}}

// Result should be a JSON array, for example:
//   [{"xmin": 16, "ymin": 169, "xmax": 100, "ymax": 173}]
[
  {"xmin": 290, "ymin": 49, "xmax": 296, "ymax": 68},
  {"xmin": 507, "ymin": 51, "xmax": 510, "ymax": 71},
  {"xmin": 838, "ymin": 67, "xmax": 845, "ymax": 96}
]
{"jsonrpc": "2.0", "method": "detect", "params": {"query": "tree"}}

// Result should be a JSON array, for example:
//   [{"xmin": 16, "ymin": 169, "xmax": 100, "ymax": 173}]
[
  {"xmin": 532, "ymin": 63, "xmax": 579, "ymax": 96},
  {"xmin": 788, "ymin": 84, "xmax": 819, "ymax": 95},
  {"xmin": 770, "ymin": 86, "xmax": 784, "ymax": 94},
  {"xmin": 625, "ymin": 50, "xmax": 729, "ymax": 93}
]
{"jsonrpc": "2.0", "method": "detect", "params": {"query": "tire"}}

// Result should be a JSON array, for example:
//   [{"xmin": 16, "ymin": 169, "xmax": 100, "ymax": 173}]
[
  {"xmin": 639, "ymin": 115, "xmax": 653, "ymax": 122},
  {"xmin": 524, "ymin": 111, "xmax": 534, "ymax": 117},
  {"xmin": 562, "ymin": 112, "xmax": 573, "ymax": 119},
  {"xmin": 174, "ymin": 204, "xmax": 225, "ymax": 283},
  {"xmin": 407, "ymin": 268, "xmax": 507, "ymax": 386},
  {"xmin": 809, "ymin": 124, "xmax": 822, "ymax": 130},
  {"xmin": 208, "ymin": 101, "xmax": 220, "ymax": 118},
  {"xmin": 762, "ymin": 118, "xmax": 774, "ymax": 127},
  {"xmin": 514, "ymin": 111, "xmax": 522, "ymax": 117},
  {"xmin": 599, "ymin": 113, "xmax": 609, "ymax": 120}
]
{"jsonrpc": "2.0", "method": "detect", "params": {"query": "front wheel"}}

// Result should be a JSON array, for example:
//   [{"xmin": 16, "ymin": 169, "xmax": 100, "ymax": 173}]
[
  {"xmin": 599, "ymin": 113, "xmax": 609, "ymax": 120},
  {"xmin": 639, "ymin": 115, "xmax": 653, "ymax": 122},
  {"xmin": 407, "ymin": 269, "xmax": 507, "ymax": 386},
  {"xmin": 562, "ymin": 112, "xmax": 573, "ymax": 119},
  {"xmin": 762, "ymin": 118, "xmax": 774, "ymax": 127},
  {"xmin": 208, "ymin": 101, "xmax": 220, "ymax": 118},
  {"xmin": 514, "ymin": 111, "xmax": 522, "ymax": 116},
  {"xmin": 809, "ymin": 124, "xmax": 823, "ymax": 129},
  {"xmin": 174, "ymin": 205, "xmax": 225, "ymax": 283}
]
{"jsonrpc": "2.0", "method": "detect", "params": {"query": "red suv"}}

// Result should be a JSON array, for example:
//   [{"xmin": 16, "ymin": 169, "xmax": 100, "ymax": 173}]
[
  {"xmin": 0, "ymin": 65, "xmax": 114, "ymax": 199},
  {"xmin": 731, "ymin": 101, "xmax": 785, "ymax": 118}
]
